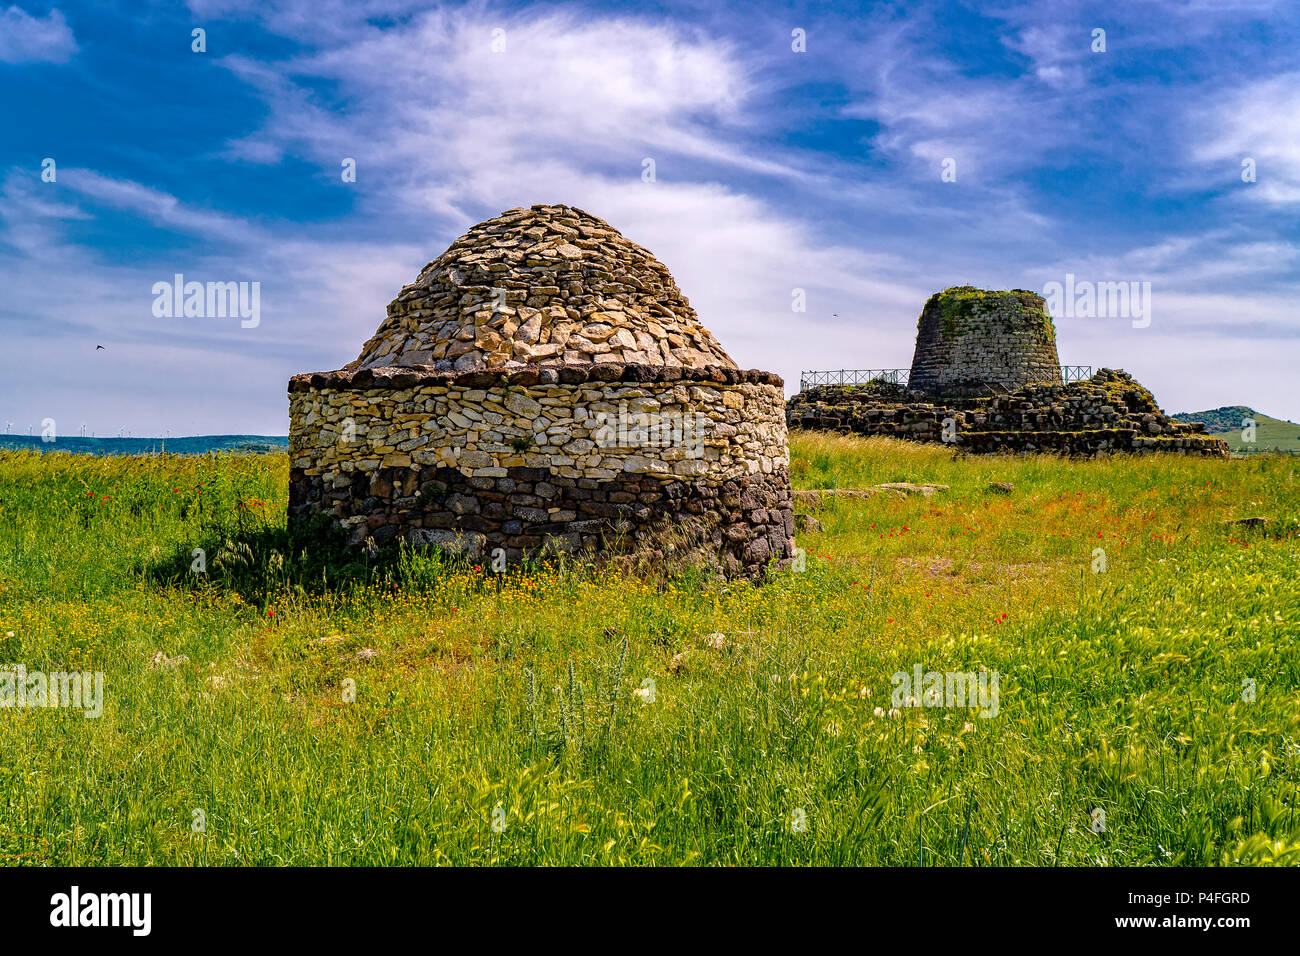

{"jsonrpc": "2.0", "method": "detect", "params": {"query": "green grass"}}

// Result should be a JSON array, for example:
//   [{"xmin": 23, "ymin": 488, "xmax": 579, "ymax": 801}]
[
  {"xmin": 0, "ymin": 436, "xmax": 1297, "ymax": 866},
  {"xmin": 1223, "ymin": 412, "xmax": 1300, "ymax": 454}
]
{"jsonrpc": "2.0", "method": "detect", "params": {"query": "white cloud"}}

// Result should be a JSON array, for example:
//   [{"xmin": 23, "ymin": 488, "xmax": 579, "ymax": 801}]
[
  {"xmin": 838, "ymin": 18, "xmax": 1099, "ymax": 190},
  {"xmin": 1193, "ymin": 72, "xmax": 1300, "ymax": 204},
  {"xmin": 202, "ymin": 7, "xmax": 929, "ymax": 385},
  {"xmin": 1002, "ymin": 23, "xmax": 1089, "ymax": 90},
  {"xmin": 0, "ymin": 5, "xmax": 76, "ymax": 63},
  {"xmin": 3, "ymin": 1, "xmax": 1299, "ymax": 429},
  {"xmin": 218, "ymin": 8, "xmax": 799, "ymax": 191},
  {"xmin": 61, "ymin": 169, "xmax": 254, "ymax": 242},
  {"xmin": 0, "ymin": 164, "xmax": 426, "ymax": 434}
]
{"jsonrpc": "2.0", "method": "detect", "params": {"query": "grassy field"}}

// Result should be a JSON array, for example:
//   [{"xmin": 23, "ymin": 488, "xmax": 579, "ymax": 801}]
[
  {"xmin": 1, "ymin": 434, "xmax": 1298, "ymax": 866},
  {"xmin": 1173, "ymin": 407, "xmax": 1300, "ymax": 453},
  {"xmin": 1222, "ymin": 412, "xmax": 1300, "ymax": 454}
]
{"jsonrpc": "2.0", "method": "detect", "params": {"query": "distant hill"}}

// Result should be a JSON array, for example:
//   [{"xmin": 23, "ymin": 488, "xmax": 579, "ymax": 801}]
[
  {"xmin": 1169, "ymin": 405, "xmax": 1253, "ymax": 433},
  {"xmin": 1171, "ymin": 407, "xmax": 1300, "ymax": 452},
  {"xmin": 0, "ymin": 434, "xmax": 288, "ymax": 456}
]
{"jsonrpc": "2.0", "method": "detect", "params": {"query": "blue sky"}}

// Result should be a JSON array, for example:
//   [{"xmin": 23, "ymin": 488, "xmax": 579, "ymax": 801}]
[{"xmin": 1, "ymin": 0, "xmax": 1297, "ymax": 436}]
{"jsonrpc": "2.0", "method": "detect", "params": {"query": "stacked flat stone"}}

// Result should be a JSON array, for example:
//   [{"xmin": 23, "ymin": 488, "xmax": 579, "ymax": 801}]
[
  {"xmin": 791, "ymin": 288, "xmax": 1226, "ymax": 456},
  {"xmin": 909, "ymin": 287, "xmax": 1062, "ymax": 397},
  {"xmin": 787, "ymin": 369, "xmax": 1229, "ymax": 457},
  {"xmin": 290, "ymin": 206, "xmax": 795, "ymax": 578},
  {"xmin": 350, "ymin": 204, "xmax": 736, "ymax": 372}
]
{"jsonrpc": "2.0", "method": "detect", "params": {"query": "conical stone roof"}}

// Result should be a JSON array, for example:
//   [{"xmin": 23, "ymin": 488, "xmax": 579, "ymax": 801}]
[{"xmin": 351, "ymin": 204, "xmax": 737, "ymax": 371}]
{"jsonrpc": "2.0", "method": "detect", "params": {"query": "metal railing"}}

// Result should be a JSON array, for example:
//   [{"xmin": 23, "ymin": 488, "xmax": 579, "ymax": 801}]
[
  {"xmin": 799, "ymin": 366, "xmax": 1095, "ymax": 392},
  {"xmin": 799, "ymin": 369, "xmax": 909, "ymax": 391}
]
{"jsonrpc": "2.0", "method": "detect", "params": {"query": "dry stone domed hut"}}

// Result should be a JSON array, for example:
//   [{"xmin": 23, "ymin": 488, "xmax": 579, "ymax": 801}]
[
  {"xmin": 288, "ymin": 204, "xmax": 795, "ymax": 577},
  {"xmin": 787, "ymin": 286, "xmax": 1229, "ymax": 457}
]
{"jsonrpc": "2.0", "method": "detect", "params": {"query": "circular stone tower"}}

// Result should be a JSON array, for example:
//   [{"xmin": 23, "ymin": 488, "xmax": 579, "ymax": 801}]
[
  {"xmin": 288, "ymin": 204, "xmax": 794, "ymax": 578},
  {"xmin": 908, "ymin": 286, "xmax": 1061, "ymax": 397}
]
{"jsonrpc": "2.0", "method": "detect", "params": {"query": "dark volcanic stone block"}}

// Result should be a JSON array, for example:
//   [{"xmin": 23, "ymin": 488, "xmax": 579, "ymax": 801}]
[{"xmin": 288, "ymin": 463, "xmax": 795, "ymax": 578}]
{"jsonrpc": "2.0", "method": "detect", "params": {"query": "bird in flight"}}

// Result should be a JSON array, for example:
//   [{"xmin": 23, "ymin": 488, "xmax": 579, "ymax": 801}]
[{"xmin": 96, "ymin": 345, "xmax": 105, "ymax": 350}]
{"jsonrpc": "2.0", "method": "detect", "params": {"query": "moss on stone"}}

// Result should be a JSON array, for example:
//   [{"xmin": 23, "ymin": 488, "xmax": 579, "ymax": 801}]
[
  {"xmin": 931, "ymin": 286, "xmax": 985, "ymax": 337},
  {"xmin": 925, "ymin": 285, "xmax": 1053, "ymax": 338}
]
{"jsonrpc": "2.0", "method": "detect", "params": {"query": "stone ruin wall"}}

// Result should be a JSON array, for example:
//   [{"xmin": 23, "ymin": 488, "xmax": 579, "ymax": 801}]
[
  {"xmin": 909, "ymin": 289, "xmax": 1062, "ymax": 396},
  {"xmin": 786, "ymin": 371, "xmax": 1230, "ymax": 457},
  {"xmin": 289, "ymin": 363, "xmax": 795, "ymax": 578}
]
